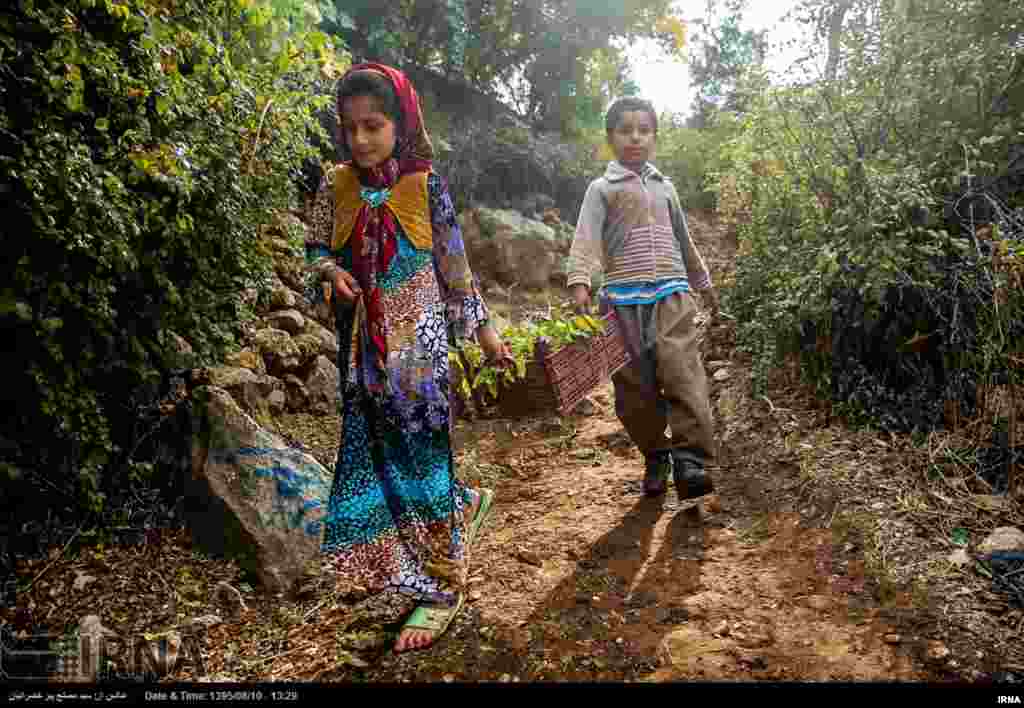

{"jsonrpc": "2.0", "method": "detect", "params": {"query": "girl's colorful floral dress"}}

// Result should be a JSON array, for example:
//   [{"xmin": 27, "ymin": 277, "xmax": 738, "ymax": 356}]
[{"xmin": 303, "ymin": 147, "xmax": 490, "ymax": 616}]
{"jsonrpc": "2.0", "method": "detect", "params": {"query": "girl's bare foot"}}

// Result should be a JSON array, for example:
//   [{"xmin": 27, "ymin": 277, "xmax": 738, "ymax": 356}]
[{"xmin": 393, "ymin": 627, "xmax": 435, "ymax": 652}]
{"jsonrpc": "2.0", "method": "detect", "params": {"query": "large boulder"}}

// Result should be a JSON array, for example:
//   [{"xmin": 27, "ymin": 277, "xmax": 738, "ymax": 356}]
[
  {"xmin": 462, "ymin": 208, "xmax": 559, "ymax": 290},
  {"xmin": 185, "ymin": 385, "xmax": 331, "ymax": 596}
]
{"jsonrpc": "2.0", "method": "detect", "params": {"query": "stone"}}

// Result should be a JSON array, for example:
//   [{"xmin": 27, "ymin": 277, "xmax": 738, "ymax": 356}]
[
  {"xmin": 978, "ymin": 527, "xmax": 1024, "ymax": 555},
  {"xmin": 659, "ymin": 625, "xmax": 732, "ymax": 675},
  {"xmin": 925, "ymin": 640, "xmax": 951, "ymax": 663},
  {"xmin": 240, "ymin": 288, "xmax": 259, "ymax": 309},
  {"xmin": 73, "ymin": 573, "xmax": 97, "ymax": 592},
  {"xmin": 204, "ymin": 368, "xmax": 264, "ymax": 418},
  {"xmin": 225, "ymin": 348, "xmax": 267, "ymax": 376},
  {"xmin": 946, "ymin": 548, "xmax": 972, "ymax": 567},
  {"xmin": 253, "ymin": 328, "xmax": 302, "ymax": 377},
  {"xmin": 303, "ymin": 319, "xmax": 339, "ymax": 361},
  {"xmin": 269, "ymin": 286, "xmax": 297, "ymax": 312},
  {"xmin": 185, "ymin": 386, "xmax": 332, "ymax": 596},
  {"xmin": 466, "ymin": 207, "xmax": 559, "ymax": 290},
  {"xmin": 212, "ymin": 582, "xmax": 248, "ymax": 618},
  {"xmin": 186, "ymin": 615, "xmax": 223, "ymax": 630},
  {"xmin": 264, "ymin": 310, "xmax": 305, "ymax": 336},
  {"xmin": 268, "ymin": 237, "xmax": 296, "ymax": 256},
  {"xmin": 275, "ymin": 259, "xmax": 305, "ymax": 293},
  {"xmin": 292, "ymin": 332, "xmax": 324, "ymax": 368},
  {"xmin": 304, "ymin": 355, "xmax": 339, "ymax": 416},
  {"xmin": 206, "ymin": 366, "xmax": 269, "ymax": 417},
  {"xmin": 267, "ymin": 389, "xmax": 286, "ymax": 416},
  {"xmin": 284, "ymin": 374, "xmax": 310, "ymax": 412},
  {"xmin": 166, "ymin": 331, "xmax": 196, "ymax": 370},
  {"xmin": 713, "ymin": 368, "xmax": 732, "ymax": 382}
]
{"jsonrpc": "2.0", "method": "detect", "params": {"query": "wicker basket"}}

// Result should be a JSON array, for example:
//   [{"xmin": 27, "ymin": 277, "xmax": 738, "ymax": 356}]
[{"xmin": 493, "ymin": 311, "xmax": 631, "ymax": 417}]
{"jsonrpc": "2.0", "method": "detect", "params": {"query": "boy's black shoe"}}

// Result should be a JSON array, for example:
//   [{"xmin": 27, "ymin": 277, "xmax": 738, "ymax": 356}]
[
  {"xmin": 643, "ymin": 451, "xmax": 672, "ymax": 497},
  {"xmin": 671, "ymin": 448, "xmax": 714, "ymax": 500}
]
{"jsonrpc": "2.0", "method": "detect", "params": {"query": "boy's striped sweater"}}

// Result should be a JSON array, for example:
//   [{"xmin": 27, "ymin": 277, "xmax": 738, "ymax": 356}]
[{"xmin": 566, "ymin": 161, "xmax": 712, "ymax": 305}]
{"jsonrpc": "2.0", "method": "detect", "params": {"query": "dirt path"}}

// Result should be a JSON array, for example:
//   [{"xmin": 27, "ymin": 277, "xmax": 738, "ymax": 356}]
[{"xmin": 347, "ymin": 379, "xmax": 934, "ymax": 682}]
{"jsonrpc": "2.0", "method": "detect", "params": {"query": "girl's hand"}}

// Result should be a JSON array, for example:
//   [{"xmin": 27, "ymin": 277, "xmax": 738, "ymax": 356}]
[{"xmin": 331, "ymin": 267, "xmax": 362, "ymax": 306}]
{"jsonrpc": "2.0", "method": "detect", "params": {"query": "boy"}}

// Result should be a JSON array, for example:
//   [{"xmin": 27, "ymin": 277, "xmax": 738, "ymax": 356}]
[{"xmin": 566, "ymin": 96, "xmax": 719, "ymax": 501}]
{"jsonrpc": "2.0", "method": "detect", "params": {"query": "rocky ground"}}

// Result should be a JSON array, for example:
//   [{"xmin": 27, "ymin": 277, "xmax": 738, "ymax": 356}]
[{"xmin": 3, "ymin": 211, "xmax": 1023, "ymax": 684}]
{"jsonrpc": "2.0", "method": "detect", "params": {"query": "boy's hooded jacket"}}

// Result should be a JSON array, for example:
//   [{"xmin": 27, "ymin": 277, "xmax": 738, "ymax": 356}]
[{"xmin": 566, "ymin": 161, "xmax": 711, "ymax": 296}]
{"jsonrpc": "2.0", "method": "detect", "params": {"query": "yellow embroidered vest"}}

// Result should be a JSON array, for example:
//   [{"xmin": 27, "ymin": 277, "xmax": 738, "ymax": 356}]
[{"xmin": 331, "ymin": 164, "xmax": 432, "ymax": 252}]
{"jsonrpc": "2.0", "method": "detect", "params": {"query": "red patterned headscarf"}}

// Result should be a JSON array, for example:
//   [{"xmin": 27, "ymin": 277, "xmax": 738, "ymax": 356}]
[{"xmin": 336, "ymin": 63, "xmax": 433, "ymax": 368}]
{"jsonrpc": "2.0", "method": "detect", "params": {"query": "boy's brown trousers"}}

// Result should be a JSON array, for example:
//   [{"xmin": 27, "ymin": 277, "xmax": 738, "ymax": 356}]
[{"xmin": 602, "ymin": 291, "xmax": 716, "ymax": 462}]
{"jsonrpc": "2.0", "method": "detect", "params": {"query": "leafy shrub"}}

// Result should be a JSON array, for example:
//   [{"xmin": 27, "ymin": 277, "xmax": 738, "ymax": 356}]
[
  {"xmin": 656, "ymin": 113, "xmax": 739, "ymax": 212},
  {"xmin": 0, "ymin": 0, "xmax": 342, "ymax": 519},
  {"xmin": 710, "ymin": 0, "xmax": 1024, "ymax": 434}
]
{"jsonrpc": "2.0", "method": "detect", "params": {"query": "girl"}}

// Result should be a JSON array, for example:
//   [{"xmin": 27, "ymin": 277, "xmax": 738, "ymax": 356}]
[{"xmin": 303, "ymin": 63, "xmax": 510, "ymax": 654}]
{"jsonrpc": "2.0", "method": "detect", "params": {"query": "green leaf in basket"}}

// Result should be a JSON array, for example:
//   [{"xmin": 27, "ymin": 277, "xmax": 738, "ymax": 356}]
[{"xmin": 951, "ymin": 528, "xmax": 969, "ymax": 547}]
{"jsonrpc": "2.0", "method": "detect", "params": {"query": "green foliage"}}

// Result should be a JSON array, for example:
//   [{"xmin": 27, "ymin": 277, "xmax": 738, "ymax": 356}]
[
  {"xmin": 687, "ymin": 0, "xmax": 766, "ymax": 127},
  {"xmin": 0, "ymin": 0, "xmax": 343, "ymax": 516},
  {"xmin": 451, "ymin": 312, "xmax": 608, "ymax": 399},
  {"xmin": 325, "ymin": 0, "xmax": 683, "ymax": 137},
  {"xmin": 656, "ymin": 111, "xmax": 741, "ymax": 211},
  {"xmin": 710, "ymin": 0, "xmax": 1024, "ymax": 418}
]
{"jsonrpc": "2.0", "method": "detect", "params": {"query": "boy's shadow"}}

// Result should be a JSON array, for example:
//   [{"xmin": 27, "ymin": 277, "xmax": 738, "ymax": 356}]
[{"xmin": 478, "ymin": 495, "xmax": 709, "ymax": 677}]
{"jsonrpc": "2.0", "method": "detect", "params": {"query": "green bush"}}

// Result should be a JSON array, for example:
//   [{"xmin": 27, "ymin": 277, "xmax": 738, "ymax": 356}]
[
  {"xmin": 0, "ymin": 0, "xmax": 342, "ymax": 517},
  {"xmin": 708, "ymin": 0, "xmax": 1024, "ymax": 430},
  {"xmin": 656, "ymin": 113, "xmax": 739, "ymax": 212}
]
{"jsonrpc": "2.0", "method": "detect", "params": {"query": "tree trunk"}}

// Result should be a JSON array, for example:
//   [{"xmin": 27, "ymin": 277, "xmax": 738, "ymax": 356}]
[{"xmin": 824, "ymin": 0, "xmax": 853, "ymax": 82}]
